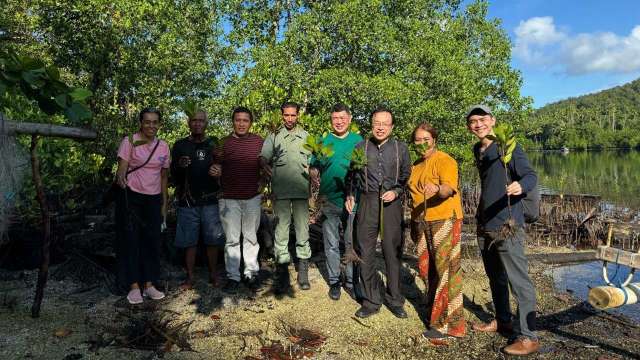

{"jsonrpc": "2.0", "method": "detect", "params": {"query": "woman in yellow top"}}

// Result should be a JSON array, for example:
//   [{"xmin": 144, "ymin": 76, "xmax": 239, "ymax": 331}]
[{"xmin": 408, "ymin": 123, "xmax": 465, "ymax": 341}]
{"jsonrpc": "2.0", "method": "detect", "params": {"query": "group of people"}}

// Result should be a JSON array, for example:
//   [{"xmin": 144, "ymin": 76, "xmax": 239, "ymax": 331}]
[{"xmin": 113, "ymin": 102, "xmax": 540, "ymax": 356}]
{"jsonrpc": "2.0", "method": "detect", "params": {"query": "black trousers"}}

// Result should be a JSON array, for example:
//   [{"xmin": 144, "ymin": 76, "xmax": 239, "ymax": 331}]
[
  {"xmin": 115, "ymin": 188, "xmax": 162, "ymax": 288},
  {"xmin": 355, "ymin": 193, "xmax": 405, "ymax": 310}
]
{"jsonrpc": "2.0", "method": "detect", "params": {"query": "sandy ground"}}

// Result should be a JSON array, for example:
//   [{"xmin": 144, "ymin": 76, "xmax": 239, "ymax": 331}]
[{"xmin": 1, "ymin": 248, "xmax": 639, "ymax": 360}]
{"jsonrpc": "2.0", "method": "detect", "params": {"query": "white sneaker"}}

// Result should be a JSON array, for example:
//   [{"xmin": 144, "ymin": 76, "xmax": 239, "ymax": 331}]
[
  {"xmin": 127, "ymin": 289, "xmax": 143, "ymax": 304},
  {"xmin": 143, "ymin": 286, "xmax": 165, "ymax": 300}
]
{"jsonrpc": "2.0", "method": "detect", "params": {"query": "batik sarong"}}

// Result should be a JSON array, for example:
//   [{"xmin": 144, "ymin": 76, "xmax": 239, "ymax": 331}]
[{"xmin": 413, "ymin": 218, "xmax": 465, "ymax": 337}]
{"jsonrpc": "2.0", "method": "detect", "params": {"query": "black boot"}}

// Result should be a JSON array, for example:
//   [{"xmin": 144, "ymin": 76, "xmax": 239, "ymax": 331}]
[
  {"xmin": 275, "ymin": 263, "xmax": 290, "ymax": 294},
  {"xmin": 297, "ymin": 259, "xmax": 310, "ymax": 290}
]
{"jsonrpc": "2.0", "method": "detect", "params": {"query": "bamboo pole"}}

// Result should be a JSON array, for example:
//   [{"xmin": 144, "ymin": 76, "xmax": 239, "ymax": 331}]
[{"xmin": 588, "ymin": 283, "xmax": 640, "ymax": 309}]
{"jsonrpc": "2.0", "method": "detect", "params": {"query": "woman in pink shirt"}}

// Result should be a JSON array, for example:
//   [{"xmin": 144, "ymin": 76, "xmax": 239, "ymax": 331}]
[{"xmin": 115, "ymin": 108, "xmax": 170, "ymax": 304}]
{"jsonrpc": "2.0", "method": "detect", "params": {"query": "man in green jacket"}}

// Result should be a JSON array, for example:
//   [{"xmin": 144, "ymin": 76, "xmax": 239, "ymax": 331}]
[
  {"xmin": 310, "ymin": 103, "xmax": 362, "ymax": 300},
  {"xmin": 259, "ymin": 102, "xmax": 312, "ymax": 291}
]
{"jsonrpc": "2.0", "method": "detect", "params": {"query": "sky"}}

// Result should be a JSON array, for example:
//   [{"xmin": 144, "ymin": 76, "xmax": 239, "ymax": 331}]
[{"xmin": 479, "ymin": 0, "xmax": 640, "ymax": 108}]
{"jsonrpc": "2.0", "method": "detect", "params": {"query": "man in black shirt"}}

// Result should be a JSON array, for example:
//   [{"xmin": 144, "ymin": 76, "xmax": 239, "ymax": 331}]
[
  {"xmin": 466, "ymin": 105, "xmax": 539, "ymax": 356},
  {"xmin": 346, "ymin": 106, "xmax": 411, "ymax": 319},
  {"xmin": 171, "ymin": 110, "xmax": 224, "ymax": 290}
]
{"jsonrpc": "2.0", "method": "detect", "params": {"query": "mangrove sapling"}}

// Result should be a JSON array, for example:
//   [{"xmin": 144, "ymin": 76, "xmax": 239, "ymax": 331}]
[
  {"xmin": 303, "ymin": 134, "xmax": 335, "ymax": 166},
  {"xmin": 486, "ymin": 123, "xmax": 517, "ymax": 240},
  {"xmin": 260, "ymin": 110, "xmax": 283, "ymax": 209},
  {"xmin": 342, "ymin": 147, "xmax": 368, "ymax": 266},
  {"xmin": 303, "ymin": 133, "xmax": 334, "ymax": 215},
  {"xmin": 409, "ymin": 142, "xmax": 431, "ymax": 225}
]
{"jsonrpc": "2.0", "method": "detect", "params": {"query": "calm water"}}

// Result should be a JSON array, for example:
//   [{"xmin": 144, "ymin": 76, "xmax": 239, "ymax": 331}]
[
  {"xmin": 529, "ymin": 150, "xmax": 640, "ymax": 209},
  {"xmin": 549, "ymin": 261, "xmax": 640, "ymax": 323},
  {"xmin": 532, "ymin": 150, "xmax": 640, "ymax": 323}
]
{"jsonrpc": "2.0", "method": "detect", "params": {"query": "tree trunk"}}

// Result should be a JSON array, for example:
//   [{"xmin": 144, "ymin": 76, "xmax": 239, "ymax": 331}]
[{"xmin": 30, "ymin": 135, "xmax": 51, "ymax": 318}]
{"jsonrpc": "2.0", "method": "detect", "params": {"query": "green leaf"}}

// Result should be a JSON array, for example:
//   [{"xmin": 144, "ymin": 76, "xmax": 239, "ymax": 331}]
[
  {"xmin": 182, "ymin": 99, "xmax": 200, "ymax": 119},
  {"xmin": 19, "ymin": 56, "xmax": 44, "ymax": 71},
  {"xmin": 45, "ymin": 66, "xmax": 60, "ymax": 81},
  {"xmin": 69, "ymin": 88, "xmax": 92, "ymax": 102},
  {"xmin": 350, "ymin": 147, "xmax": 368, "ymax": 170},
  {"xmin": 63, "ymin": 101, "xmax": 92, "ymax": 123},
  {"xmin": 506, "ymin": 140, "xmax": 516, "ymax": 156},
  {"xmin": 21, "ymin": 69, "xmax": 46, "ymax": 88},
  {"xmin": 1, "ymin": 70, "xmax": 21, "ymax": 83},
  {"xmin": 54, "ymin": 94, "xmax": 70, "ymax": 108}
]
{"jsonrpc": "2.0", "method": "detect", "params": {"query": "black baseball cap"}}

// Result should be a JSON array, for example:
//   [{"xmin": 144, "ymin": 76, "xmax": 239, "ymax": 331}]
[{"xmin": 465, "ymin": 104, "xmax": 493, "ymax": 120}]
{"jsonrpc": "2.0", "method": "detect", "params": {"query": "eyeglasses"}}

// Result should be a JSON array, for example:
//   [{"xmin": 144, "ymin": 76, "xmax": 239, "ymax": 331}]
[
  {"xmin": 331, "ymin": 116, "xmax": 349, "ymax": 121},
  {"xmin": 372, "ymin": 122, "xmax": 392, "ymax": 128},
  {"xmin": 467, "ymin": 117, "xmax": 492, "ymax": 126}
]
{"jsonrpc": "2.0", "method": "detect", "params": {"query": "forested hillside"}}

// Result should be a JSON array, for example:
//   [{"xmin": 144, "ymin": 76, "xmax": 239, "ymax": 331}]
[{"xmin": 523, "ymin": 78, "xmax": 640, "ymax": 149}]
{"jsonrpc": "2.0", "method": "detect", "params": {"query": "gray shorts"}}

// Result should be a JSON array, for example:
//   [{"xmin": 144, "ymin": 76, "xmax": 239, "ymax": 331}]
[{"xmin": 174, "ymin": 204, "xmax": 225, "ymax": 248}]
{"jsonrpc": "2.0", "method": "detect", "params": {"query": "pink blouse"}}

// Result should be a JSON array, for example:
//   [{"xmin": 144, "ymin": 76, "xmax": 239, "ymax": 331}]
[{"xmin": 117, "ymin": 133, "xmax": 170, "ymax": 195}]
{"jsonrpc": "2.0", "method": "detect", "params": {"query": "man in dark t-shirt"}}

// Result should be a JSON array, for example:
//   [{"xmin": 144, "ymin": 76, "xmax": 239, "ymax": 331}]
[
  {"xmin": 171, "ymin": 110, "xmax": 224, "ymax": 290},
  {"xmin": 210, "ymin": 106, "xmax": 264, "ymax": 292}
]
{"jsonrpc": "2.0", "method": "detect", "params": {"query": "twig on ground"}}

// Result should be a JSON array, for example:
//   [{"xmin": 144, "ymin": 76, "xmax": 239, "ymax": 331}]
[{"xmin": 350, "ymin": 316, "xmax": 372, "ymax": 328}]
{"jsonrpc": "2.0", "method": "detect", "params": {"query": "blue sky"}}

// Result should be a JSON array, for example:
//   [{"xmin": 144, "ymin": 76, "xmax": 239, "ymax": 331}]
[{"xmin": 479, "ymin": 0, "xmax": 640, "ymax": 108}]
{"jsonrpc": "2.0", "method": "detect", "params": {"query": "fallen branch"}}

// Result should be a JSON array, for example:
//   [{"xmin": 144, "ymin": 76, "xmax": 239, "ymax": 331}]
[
  {"xmin": 350, "ymin": 316, "xmax": 372, "ymax": 328},
  {"xmin": 5, "ymin": 120, "xmax": 97, "ymax": 140}
]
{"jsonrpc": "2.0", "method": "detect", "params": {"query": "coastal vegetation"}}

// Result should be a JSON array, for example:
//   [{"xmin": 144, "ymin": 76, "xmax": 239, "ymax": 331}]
[{"xmin": 523, "ymin": 78, "xmax": 640, "ymax": 150}]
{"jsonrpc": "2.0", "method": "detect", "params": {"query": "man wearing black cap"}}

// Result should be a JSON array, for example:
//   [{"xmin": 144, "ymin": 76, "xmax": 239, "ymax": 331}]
[{"xmin": 466, "ymin": 105, "xmax": 540, "ymax": 356}]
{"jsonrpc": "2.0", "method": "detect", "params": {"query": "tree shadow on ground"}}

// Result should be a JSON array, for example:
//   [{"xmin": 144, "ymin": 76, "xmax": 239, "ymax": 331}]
[
  {"xmin": 401, "ymin": 254, "xmax": 498, "ymax": 329},
  {"xmin": 399, "ymin": 255, "xmax": 430, "ymax": 326},
  {"xmin": 536, "ymin": 301, "xmax": 640, "ymax": 359}
]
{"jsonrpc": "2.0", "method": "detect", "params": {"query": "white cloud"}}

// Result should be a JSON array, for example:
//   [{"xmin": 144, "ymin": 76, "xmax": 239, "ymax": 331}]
[
  {"xmin": 513, "ymin": 17, "xmax": 640, "ymax": 75},
  {"xmin": 515, "ymin": 17, "xmax": 565, "ymax": 45},
  {"xmin": 513, "ymin": 17, "xmax": 565, "ymax": 64}
]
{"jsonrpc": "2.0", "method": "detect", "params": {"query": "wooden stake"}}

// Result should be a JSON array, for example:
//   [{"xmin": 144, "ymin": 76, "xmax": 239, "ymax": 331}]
[{"xmin": 30, "ymin": 135, "xmax": 51, "ymax": 318}]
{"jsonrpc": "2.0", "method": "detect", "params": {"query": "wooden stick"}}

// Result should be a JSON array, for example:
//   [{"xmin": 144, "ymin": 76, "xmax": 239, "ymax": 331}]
[{"xmin": 30, "ymin": 135, "xmax": 50, "ymax": 318}]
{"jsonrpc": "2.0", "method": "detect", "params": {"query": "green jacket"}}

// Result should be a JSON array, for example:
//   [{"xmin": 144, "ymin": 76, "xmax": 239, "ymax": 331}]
[{"xmin": 260, "ymin": 126, "xmax": 311, "ymax": 199}]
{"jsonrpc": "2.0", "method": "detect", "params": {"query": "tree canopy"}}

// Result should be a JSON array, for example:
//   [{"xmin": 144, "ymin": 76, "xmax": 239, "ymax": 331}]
[{"xmin": 1, "ymin": 0, "xmax": 530, "ymax": 216}]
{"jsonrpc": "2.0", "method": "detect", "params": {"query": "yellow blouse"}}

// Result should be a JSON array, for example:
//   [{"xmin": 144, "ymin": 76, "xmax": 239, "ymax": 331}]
[{"xmin": 408, "ymin": 150, "xmax": 463, "ymax": 221}]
